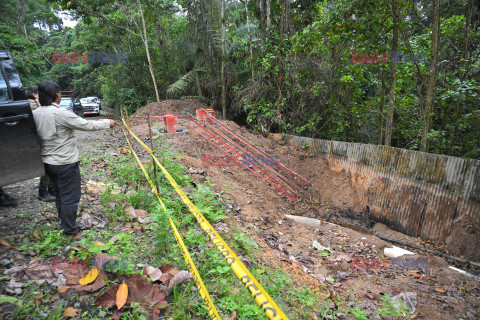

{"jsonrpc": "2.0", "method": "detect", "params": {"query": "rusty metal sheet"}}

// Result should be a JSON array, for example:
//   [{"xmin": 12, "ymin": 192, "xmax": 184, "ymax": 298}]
[{"xmin": 285, "ymin": 135, "xmax": 480, "ymax": 246}]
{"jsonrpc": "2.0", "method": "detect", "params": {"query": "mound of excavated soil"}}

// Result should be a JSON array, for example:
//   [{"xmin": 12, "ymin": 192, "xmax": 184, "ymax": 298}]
[{"xmin": 133, "ymin": 99, "xmax": 210, "ymax": 117}]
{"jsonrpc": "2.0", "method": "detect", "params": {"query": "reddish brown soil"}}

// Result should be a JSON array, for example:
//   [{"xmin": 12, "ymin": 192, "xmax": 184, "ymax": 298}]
[
  {"xmin": 133, "ymin": 99, "xmax": 208, "ymax": 117},
  {"xmin": 126, "ymin": 102, "xmax": 480, "ymax": 319}
]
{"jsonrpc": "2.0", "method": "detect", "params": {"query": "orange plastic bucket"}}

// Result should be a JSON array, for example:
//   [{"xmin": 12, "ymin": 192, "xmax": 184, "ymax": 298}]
[
  {"xmin": 163, "ymin": 114, "xmax": 178, "ymax": 133},
  {"xmin": 205, "ymin": 108, "xmax": 215, "ymax": 125},
  {"xmin": 196, "ymin": 109, "xmax": 204, "ymax": 121}
]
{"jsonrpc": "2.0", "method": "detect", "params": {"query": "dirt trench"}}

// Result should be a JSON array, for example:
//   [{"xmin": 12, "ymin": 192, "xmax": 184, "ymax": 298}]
[{"xmin": 126, "ymin": 101, "xmax": 480, "ymax": 320}]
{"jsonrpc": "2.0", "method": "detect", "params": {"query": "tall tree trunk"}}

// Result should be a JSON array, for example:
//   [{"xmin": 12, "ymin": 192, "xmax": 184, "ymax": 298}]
[
  {"xmin": 276, "ymin": 0, "xmax": 286, "ymax": 106},
  {"xmin": 460, "ymin": 0, "xmax": 473, "ymax": 82},
  {"xmin": 258, "ymin": 0, "xmax": 266, "ymax": 40},
  {"xmin": 420, "ymin": 0, "xmax": 441, "ymax": 152},
  {"xmin": 385, "ymin": 0, "xmax": 399, "ymax": 147},
  {"xmin": 196, "ymin": 73, "xmax": 203, "ymax": 97},
  {"xmin": 138, "ymin": 0, "xmax": 160, "ymax": 192},
  {"xmin": 220, "ymin": 0, "xmax": 227, "ymax": 119},
  {"xmin": 417, "ymin": 79, "xmax": 425, "ymax": 131},
  {"xmin": 449, "ymin": 0, "xmax": 473, "ymax": 154},
  {"xmin": 244, "ymin": 0, "xmax": 255, "ymax": 80},
  {"xmin": 156, "ymin": 19, "xmax": 169, "ymax": 92},
  {"xmin": 266, "ymin": 0, "xmax": 271, "ymax": 28},
  {"xmin": 138, "ymin": 1, "xmax": 160, "ymax": 104},
  {"xmin": 378, "ymin": 71, "xmax": 386, "ymax": 145}
]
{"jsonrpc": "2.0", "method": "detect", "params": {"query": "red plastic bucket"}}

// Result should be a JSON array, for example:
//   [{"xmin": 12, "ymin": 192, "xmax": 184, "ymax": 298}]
[
  {"xmin": 163, "ymin": 114, "xmax": 178, "ymax": 133},
  {"xmin": 204, "ymin": 109, "xmax": 215, "ymax": 125},
  {"xmin": 196, "ymin": 109, "xmax": 204, "ymax": 121}
]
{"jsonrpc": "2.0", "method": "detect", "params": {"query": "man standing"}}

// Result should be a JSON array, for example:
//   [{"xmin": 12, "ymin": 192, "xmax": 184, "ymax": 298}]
[
  {"xmin": 33, "ymin": 81, "xmax": 115, "ymax": 238},
  {"xmin": 26, "ymin": 86, "xmax": 55, "ymax": 202},
  {"xmin": 25, "ymin": 86, "xmax": 39, "ymax": 110}
]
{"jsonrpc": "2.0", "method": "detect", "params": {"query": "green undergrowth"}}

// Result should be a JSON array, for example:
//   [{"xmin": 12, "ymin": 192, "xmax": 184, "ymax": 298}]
[
  {"xmin": 98, "ymin": 140, "xmax": 330, "ymax": 319},
  {"xmin": 11, "ymin": 140, "xmax": 370, "ymax": 319}
]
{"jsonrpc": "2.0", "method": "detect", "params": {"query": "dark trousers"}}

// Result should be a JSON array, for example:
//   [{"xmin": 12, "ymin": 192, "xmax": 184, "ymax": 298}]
[{"xmin": 44, "ymin": 162, "xmax": 81, "ymax": 235}]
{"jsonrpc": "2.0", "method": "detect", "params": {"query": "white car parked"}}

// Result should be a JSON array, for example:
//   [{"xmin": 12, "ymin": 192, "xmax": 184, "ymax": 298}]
[{"xmin": 80, "ymin": 97, "xmax": 101, "ymax": 116}]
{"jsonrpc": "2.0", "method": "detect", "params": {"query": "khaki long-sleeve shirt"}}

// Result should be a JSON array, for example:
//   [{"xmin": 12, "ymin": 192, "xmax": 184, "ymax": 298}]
[{"xmin": 33, "ymin": 103, "xmax": 110, "ymax": 165}]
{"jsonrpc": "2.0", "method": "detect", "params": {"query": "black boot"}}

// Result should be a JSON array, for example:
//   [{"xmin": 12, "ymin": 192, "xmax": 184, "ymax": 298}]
[
  {"xmin": 38, "ymin": 175, "xmax": 55, "ymax": 202},
  {"xmin": 0, "ymin": 188, "xmax": 18, "ymax": 206},
  {"xmin": 38, "ymin": 193, "xmax": 55, "ymax": 202},
  {"xmin": 48, "ymin": 181, "xmax": 56, "ymax": 197}
]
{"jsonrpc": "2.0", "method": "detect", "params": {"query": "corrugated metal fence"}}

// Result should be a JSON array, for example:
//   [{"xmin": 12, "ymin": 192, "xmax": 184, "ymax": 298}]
[{"xmin": 285, "ymin": 135, "xmax": 480, "ymax": 242}]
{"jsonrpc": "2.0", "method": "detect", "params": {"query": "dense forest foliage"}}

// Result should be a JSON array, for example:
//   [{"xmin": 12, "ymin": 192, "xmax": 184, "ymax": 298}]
[{"xmin": 1, "ymin": 0, "xmax": 479, "ymax": 158}]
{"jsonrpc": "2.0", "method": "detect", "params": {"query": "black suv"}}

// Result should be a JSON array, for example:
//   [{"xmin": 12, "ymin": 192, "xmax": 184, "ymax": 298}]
[{"xmin": 0, "ymin": 51, "xmax": 44, "ymax": 186}]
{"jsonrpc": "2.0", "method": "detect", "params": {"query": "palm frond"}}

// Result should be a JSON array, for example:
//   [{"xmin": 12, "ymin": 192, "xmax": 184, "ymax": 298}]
[{"xmin": 167, "ymin": 68, "xmax": 207, "ymax": 97}]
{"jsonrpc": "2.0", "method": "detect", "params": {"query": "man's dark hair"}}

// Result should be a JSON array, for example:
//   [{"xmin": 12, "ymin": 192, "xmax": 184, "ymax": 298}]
[
  {"xmin": 25, "ymin": 86, "xmax": 38, "ymax": 100},
  {"xmin": 38, "ymin": 81, "xmax": 60, "ymax": 106}
]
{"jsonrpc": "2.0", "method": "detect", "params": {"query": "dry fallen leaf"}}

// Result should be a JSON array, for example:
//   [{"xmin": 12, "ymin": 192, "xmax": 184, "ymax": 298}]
[
  {"xmin": 134, "ymin": 209, "xmax": 148, "ymax": 218},
  {"xmin": 112, "ymin": 310, "xmax": 121, "ymax": 320},
  {"xmin": 0, "ymin": 239, "xmax": 14, "ymax": 250},
  {"xmin": 159, "ymin": 264, "xmax": 180, "ymax": 286},
  {"xmin": 116, "ymin": 284, "xmax": 128, "ymax": 310},
  {"xmin": 77, "ymin": 213, "xmax": 107, "ymax": 229},
  {"xmin": 166, "ymin": 271, "xmax": 192, "ymax": 295},
  {"xmin": 138, "ymin": 216, "xmax": 153, "ymax": 224},
  {"xmin": 64, "ymin": 264, "xmax": 89, "ymax": 285},
  {"xmin": 79, "ymin": 267, "xmax": 99, "ymax": 286},
  {"xmin": 30, "ymin": 228, "xmax": 43, "ymax": 241},
  {"xmin": 94, "ymin": 253, "xmax": 119, "ymax": 270},
  {"xmin": 74, "ymin": 270, "xmax": 108, "ymax": 292},
  {"xmin": 63, "ymin": 307, "xmax": 81, "ymax": 317},
  {"xmin": 50, "ymin": 294, "xmax": 60, "ymax": 302},
  {"xmin": 95, "ymin": 274, "xmax": 168, "ymax": 319},
  {"xmin": 33, "ymin": 298, "xmax": 42, "ymax": 306},
  {"xmin": 14, "ymin": 258, "xmax": 66, "ymax": 287},
  {"xmin": 57, "ymin": 286, "xmax": 71, "ymax": 293},
  {"xmin": 144, "ymin": 266, "xmax": 163, "ymax": 282},
  {"xmin": 125, "ymin": 206, "xmax": 136, "ymax": 219},
  {"xmin": 435, "ymin": 288, "xmax": 447, "ymax": 294}
]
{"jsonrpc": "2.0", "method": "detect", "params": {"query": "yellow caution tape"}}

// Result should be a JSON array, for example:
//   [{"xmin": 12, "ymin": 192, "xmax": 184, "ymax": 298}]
[
  {"xmin": 122, "ymin": 128, "xmax": 221, "ymax": 320},
  {"xmin": 122, "ymin": 118, "xmax": 290, "ymax": 320},
  {"xmin": 169, "ymin": 220, "xmax": 220, "ymax": 319}
]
